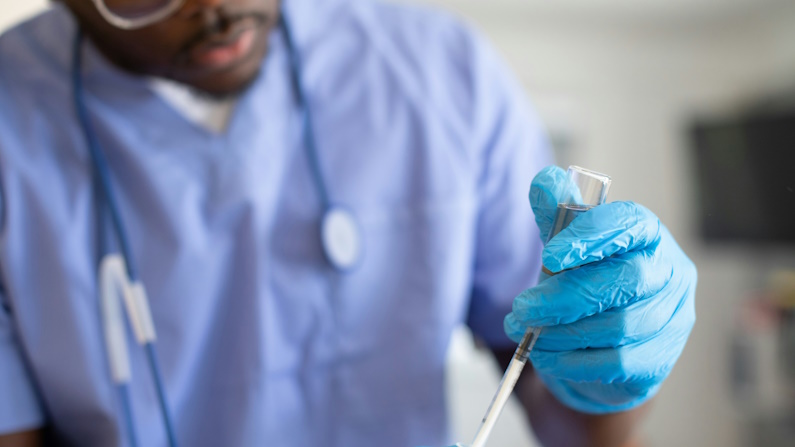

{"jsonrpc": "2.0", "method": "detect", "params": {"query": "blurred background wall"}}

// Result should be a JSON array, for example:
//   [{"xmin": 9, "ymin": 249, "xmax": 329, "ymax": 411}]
[{"xmin": 2, "ymin": 1, "xmax": 794, "ymax": 446}]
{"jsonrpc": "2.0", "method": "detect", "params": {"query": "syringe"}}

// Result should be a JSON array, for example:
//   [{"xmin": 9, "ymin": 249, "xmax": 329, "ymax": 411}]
[
  {"xmin": 470, "ymin": 166, "xmax": 612, "ymax": 447},
  {"xmin": 470, "ymin": 327, "xmax": 541, "ymax": 447}
]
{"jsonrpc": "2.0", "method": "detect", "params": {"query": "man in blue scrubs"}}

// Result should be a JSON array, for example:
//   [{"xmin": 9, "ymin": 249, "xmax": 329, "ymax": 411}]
[{"xmin": 0, "ymin": 0, "xmax": 697, "ymax": 446}]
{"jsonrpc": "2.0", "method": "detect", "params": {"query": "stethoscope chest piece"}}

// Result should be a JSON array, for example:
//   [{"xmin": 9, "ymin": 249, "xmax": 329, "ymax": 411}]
[{"xmin": 321, "ymin": 207, "xmax": 362, "ymax": 271}]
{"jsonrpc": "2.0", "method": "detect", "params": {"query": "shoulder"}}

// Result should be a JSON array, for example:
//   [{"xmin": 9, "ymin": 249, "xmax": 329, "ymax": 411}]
[
  {"xmin": 0, "ymin": 7, "xmax": 76, "ymax": 134},
  {"xmin": 0, "ymin": 6, "xmax": 74, "ymax": 88},
  {"xmin": 303, "ymin": 0, "xmax": 497, "ymax": 94},
  {"xmin": 0, "ymin": 7, "xmax": 75, "ymax": 144},
  {"xmin": 343, "ymin": 0, "xmax": 491, "ymax": 92},
  {"xmin": 351, "ymin": 0, "xmax": 477, "ymax": 51},
  {"xmin": 302, "ymin": 0, "xmax": 523, "ymax": 142},
  {"xmin": 0, "ymin": 7, "xmax": 79, "ymax": 203},
  {"xmin": 348, "ymin": 1, "xmax": 546, "ymax": 151}
]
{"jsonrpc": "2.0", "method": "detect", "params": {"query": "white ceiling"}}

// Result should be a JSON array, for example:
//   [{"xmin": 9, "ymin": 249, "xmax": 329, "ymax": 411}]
[
  {"xmin": 407, "ymin": 0, "xmax": 791, "ymax": 24},
  {"xmin": 2, "ymin": 0, "xmax": 791, "ymax": 34}
]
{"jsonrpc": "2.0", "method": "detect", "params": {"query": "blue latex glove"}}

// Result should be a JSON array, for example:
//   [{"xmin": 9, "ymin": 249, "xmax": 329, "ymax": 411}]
[{"xmin": 504, "ymin": 165, "xmax": 697, "ymax": 414}]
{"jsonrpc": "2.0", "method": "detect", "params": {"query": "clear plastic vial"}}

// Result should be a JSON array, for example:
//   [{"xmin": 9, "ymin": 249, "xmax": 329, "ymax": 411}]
[{"xmin": 547, "ymin": 166, "xmax": 612, "ymax": 242}]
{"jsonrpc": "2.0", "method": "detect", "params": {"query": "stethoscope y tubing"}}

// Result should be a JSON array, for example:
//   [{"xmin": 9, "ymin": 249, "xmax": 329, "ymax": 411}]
[
  {"xmin": 71, "ymin": 30, "xmax": 138, "ymax": 282},
  {"xmin": 71, "ymin": 12, "xmax": 354, "ymax": 446},
  {"xmin": 72, "ymin": 29, "xmax": 178, "ymax": 447}
]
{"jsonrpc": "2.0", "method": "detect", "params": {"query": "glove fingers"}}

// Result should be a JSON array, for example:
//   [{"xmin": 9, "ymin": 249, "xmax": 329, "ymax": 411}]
[
  {"xmin": 530, "ymin": 306, "xmax": 694, "ymax": 384},
  {"xmin": 532, "ymin": 343, "xmax": 663, "ymax": 385},
  {"xmin": 529, "ymin": 165, "xmax": 579, "ymax": 241},
  {"xmin": 507, "ymin": 248, "xmax": 670, "ymax": 331},
  {"xmin": 538, "ymin": 372, "xmax": 662, "ymax": 414},
  {"xmin": 542, "ymin": 201, "xmax": 662, "ymax": 273},
  {"xmin": 531, "ymin": 284, "xmax": 685, "ymax": 351}
]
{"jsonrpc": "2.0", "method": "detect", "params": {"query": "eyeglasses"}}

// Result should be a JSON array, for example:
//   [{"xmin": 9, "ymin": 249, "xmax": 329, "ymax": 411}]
[{"xmin": 91, "ymin": 0, "xmax": 186, "ymax": 30}]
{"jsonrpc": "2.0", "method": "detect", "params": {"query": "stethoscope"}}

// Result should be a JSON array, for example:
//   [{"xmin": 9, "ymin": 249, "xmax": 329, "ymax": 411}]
[{"xmin": 71, "ymin": 15, "xmax": 362, "ymax": 447}]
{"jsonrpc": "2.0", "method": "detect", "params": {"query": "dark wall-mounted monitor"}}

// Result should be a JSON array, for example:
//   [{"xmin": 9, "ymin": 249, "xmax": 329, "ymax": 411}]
[{"xmin": 690, "ymin": 110, "xmax": 795, "ymax": 244}]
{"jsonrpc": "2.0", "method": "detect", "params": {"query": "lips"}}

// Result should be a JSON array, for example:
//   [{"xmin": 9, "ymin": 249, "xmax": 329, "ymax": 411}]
[{"xmin": 188, "ymin": 21, "xmax": 259, "ymax": 69}]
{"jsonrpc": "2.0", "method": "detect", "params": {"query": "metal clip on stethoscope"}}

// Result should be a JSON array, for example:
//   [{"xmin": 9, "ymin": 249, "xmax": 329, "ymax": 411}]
[{"xmin": 71, "ymin": 14, "xmax": 362, "ymax": 447}]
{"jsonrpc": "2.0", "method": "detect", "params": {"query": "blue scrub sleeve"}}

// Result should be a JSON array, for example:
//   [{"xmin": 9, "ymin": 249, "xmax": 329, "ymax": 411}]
[
  {"xmin": 465, "ymin": 35, "xmax": 553, "ymax": 349},
  {"xmin": 0, "ymin": 293, "xmax": 44, "ymax": 434}
]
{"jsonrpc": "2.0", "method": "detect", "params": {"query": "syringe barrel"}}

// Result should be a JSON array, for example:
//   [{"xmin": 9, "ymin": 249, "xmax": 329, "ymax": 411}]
[{"xmin": 514, "ymin": 327, "xmax": 541, "ymax": 362}]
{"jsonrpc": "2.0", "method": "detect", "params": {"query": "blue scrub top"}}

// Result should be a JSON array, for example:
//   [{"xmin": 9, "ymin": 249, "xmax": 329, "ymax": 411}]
[{"xmin": 0, "ymin": 1, "xmax": 551, "ymax": 445}]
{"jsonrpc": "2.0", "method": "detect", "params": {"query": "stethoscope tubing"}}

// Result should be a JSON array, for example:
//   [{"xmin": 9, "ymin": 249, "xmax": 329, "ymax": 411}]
[
  {"xmin": 281, "ymin": 15, "xmax": 331, "ymax": 210},
  {"xmin": 71, "ymin": 30, "xmax": 139, "ymax": 282},
  {"xmin": 72, "ymin": 29, "xmax": 178, "ymax": 447},
  {"xmin": 70, "ymin": 11, "xmax": 358, "ymax": 447},
  {"xmin": 281, "ymin": 16, "xmax": 363, "ymax": 271}
]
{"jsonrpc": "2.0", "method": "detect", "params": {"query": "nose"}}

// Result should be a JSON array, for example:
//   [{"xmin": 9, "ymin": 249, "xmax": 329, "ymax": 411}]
[{"xmin": 176, "ymin": 0, "xmax": 229, "ymax": 19}]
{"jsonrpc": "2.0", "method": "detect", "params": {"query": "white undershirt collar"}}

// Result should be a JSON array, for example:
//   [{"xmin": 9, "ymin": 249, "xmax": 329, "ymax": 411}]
[{"xmin": 149, "ymin": 77, "xmax": 238, "ymax": 134}]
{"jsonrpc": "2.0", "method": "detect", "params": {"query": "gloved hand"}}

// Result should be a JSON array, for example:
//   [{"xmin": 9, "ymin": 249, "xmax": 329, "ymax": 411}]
[{"xmin": 504, "ymin": 165, "xmax": 697, "ymax": 414}]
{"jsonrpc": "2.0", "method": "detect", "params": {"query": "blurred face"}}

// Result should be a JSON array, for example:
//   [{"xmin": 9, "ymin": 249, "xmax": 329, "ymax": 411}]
[{"xmin": 63, "ymin": 0, "xmax": 281, "ymax": 97}]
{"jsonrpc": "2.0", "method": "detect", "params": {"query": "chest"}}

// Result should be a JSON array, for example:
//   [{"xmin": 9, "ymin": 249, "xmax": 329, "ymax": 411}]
[{"xmin": 2, "ymin": 71, "xmax": 482, "ymax": 371}]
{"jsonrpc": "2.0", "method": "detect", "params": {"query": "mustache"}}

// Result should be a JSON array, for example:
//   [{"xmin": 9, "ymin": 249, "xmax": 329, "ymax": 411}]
[{"xmin": 175, "ymin": 10, "xmax": 272, "ymax": 63}]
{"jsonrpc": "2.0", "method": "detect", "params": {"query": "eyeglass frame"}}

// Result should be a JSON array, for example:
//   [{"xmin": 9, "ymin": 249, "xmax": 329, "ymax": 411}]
[{"xmin": 91, "ymin": 0, "xmax": 186, "ymax": 30}]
